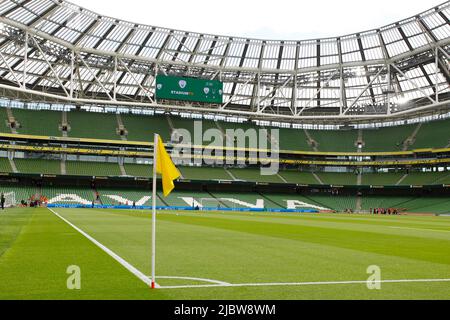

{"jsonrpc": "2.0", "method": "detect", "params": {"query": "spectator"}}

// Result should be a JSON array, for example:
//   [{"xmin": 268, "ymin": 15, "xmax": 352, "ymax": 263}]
[{"xmin": 0, "ymin": 193, "xmax": 4, "ymax": 210}]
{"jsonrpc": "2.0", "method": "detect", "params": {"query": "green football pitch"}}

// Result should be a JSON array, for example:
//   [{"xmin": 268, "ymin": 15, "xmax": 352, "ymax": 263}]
[{"xmin": 0, "ymin": 207, "xmax": 449, "ymax": 300}]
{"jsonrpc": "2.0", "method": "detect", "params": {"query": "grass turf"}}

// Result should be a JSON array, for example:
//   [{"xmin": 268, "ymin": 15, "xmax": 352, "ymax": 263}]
[{"xmin": 0, "ymin": 207, "xmax": 449, "ymax": 299}]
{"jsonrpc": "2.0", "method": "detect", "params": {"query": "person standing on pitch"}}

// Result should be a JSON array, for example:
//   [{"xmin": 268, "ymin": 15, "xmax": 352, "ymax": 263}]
[{"xmin": 1, "ymin": 193, "xmax": 5, "ymax": 210}]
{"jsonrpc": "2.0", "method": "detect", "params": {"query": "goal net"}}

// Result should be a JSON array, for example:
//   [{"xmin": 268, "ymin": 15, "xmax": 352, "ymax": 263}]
[{"xmin": 4, "ymin": 191, "xmax": 16, "ymax": 208}]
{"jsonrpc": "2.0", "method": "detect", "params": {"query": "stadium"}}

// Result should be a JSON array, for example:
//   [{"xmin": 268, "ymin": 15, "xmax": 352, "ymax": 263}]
[{"xmin": 0, "ymin": 0, "xmax": 449, "ymax": 301}]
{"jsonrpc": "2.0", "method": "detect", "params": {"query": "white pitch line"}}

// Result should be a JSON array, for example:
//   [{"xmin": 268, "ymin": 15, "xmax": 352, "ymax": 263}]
[
  {"xmin": 389, "ymin": 226, "xmax": 450, "ymax": 233},
  {"xmin": 158, "ymin": 278, "xmax": 450, "ymax": 290},
  {"xmin": 48, "ymin": 208, "xmax": 158, "ymax": 288},
  {"xmin": 155, "ymin": 276, "xmax": 231, "ymax": 286},
  {"xmin": 47, "ymin": 208, "xmax": 450, "ymax": 291}
]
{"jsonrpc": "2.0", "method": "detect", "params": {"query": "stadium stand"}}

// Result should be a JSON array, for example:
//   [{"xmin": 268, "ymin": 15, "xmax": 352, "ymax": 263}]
[
  {"xmin": 42, "ymin": 186, "xmax": 96, "ymax": 205},
  {"xmin": 0, "ymin": 185, "xmax": 37, "ymax": 204},
  {"xmin": 211, "ymin": 192, "xmax": 276, "ymax": 209},
  {"xmin": 411, "ymin": 118, "xmax": 450, "ymax": 149},
  {"xmin": 97, "ymin": 188, "xmax": 153, "ymax": 206},
  {"xmin": 361, "ymin": 124, "xmax": 417, "ymax": 151},
  {"xmin": 277, "ymin": 128, "xmax": 312, "ymax": 151},
  {"xmin": 361, "ymin": 173, "xmax": 405, "ymax": 186},
  {"xmin": 179, "ymin": 166, "xmax": 232, "ymax": 181},
  {"xmin": 0, "ymin": 107, "xmax": 11, "ymax": 133},
  {"xmin": 304, "ymin": 194, "xmax": 357, "ymax": 212},
  {"xmin": 11, "ymin": 109, "xmax": 62, "ymax": 137},
  {"xmin": 171, "ymin": 118, "xmax": 220, "ymax": 139},
  {"xmin": 67, "ymin": 110, "xmax": 119, "ymax": 140},
  {"xmin": 228, "ymin": 168, "xmax": 285, "ymax": 183},
  {"xmin": 315, "ymin": 172, "xmax": 358, "ymax": 185},
  {"xmin": 278, "ymin": 170, "xmax": 320, "ymax": 184},
  {"xmin": 406, "ymin": 198, "xmax": 450, "ymax": 214},
  {"xmin": 0, "ymin": 158, "xmax": 12, "ymax": 172},
  {"xmin": 124, "ymin": 163, "xmax": 152, "ymax": 177},
  {"xmin": 360, "ymin": 196, "xmax": 417, "ymax": 211},
  {"xmin": 121, "ymin": 113, "xmax": 172, "ymax": 142},
  {"xmin": 66, "ymin": 161, "xmax": 122, "ymax": 177},
  {"xmin": 159, "ymin": 190, "xmax": 213, "ymax": 207},
  {"xmin": 308, "ymin": 129, "xmax": 358, "ymax": 152},
  {"xmin": 15, "ymin": 158, "xmax": 61, "ymax": 175},
  {"xmin": 401, "ymin": 172, "xmax": 449, "ymax": 185},
  {"xmin": 220, "ymin": 121, "xmax": 271, "ymax": 148},
  {"xmin": 1, "ymin": 105, "xmax": 449, "ymax": 154},
  {"xmin": 261, "ymin": 193, "xmax": 330, "ymax": 210},
  {"xmin": 0, "ymin": 180, "xmax": 448, "ymax": 214}
]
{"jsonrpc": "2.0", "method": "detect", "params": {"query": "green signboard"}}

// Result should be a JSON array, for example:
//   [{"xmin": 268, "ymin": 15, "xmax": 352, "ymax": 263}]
[{"xmin": 155, "ymin": 75, "xmax": 223, "ymax": 104}]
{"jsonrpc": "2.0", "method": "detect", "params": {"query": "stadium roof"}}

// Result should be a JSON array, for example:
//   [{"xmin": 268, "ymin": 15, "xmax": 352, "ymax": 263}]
[{"xmin": 0, "ymin": 0, "xmax": 449, "ymax": 123}]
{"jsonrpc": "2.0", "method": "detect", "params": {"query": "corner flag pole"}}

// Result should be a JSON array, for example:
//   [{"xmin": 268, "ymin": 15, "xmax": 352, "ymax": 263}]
[{"xmin": 151, "ymin": 133, "xmax": 158, "ymax": 289}]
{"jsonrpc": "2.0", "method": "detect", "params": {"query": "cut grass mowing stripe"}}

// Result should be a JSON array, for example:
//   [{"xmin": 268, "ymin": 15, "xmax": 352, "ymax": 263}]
[
  {"xmin": 48, "ymin": 208, "xmax": 155, "ymax": 288},
  {"xmin": 159, "ymin": 278, "xmax": 450, "ymax": 290},
  {"xmin": 389, "ymin": 226, "xmax": 450, "ymax": 233}
]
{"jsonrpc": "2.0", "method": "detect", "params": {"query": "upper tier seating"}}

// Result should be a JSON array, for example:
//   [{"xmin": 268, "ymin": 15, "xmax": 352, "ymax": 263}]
[
  {"xmin": 308, "ymin": 129, "xmax": 358, "ymax": 152},
  {"xmin": 411, "ymin": 118, "xmax": 450, "ymax": 149},
  {"xmin": 1, "ymin": 106, "xmax": 449, "ymax": 152},
  {"xmin": 362, "ymin": 124, "xmax": 416, "ymax": 152},
  {"xmin": 277, "ymin": 128, "xmax": 312, "ymax": 151},
  {"xmin": 121, "ymin": 113, "xmax": 172, "ymax": 142},
  {"xmin": 12, "ymin": 109, "xmax": 62, "ymax": 137},
  {"xmin": 67, "ymin": 110, "xmax": 119, "ymax": 140},
  {"xmin": 0, "ymin": 107, "xmax": 10, "ymax": 133}
]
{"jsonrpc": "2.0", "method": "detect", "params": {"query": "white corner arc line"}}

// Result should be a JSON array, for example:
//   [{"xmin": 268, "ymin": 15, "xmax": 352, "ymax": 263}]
[
  {"xmin": 152, "ymin": 276, "xmax": 231, "ymax": 286},
  {"xmin": 158, "ymin": 278, "xmax": 450, "ymax": 290},
  {"xmin": 48, "ymin": 208, "xmax": 158, "ymax": 288}
]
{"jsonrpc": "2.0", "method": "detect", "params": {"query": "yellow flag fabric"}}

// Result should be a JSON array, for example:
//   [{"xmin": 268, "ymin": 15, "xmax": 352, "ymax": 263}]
[{"xmin": 155, "ymin": 135, "xmax": 181, "ymax": 197}]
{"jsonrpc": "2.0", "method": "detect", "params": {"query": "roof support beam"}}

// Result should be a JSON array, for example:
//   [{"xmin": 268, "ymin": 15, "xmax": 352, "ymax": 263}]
[
  {"xmin": 397, "ymin": 24, "xmax": 436, "ymax": 96},
  {"xmin": 343, "ymin": 67, "xmax": 384, "ymax": 115},
  {"xmin": 356, "ymin": 33, "xmax": 376, "ymax": 105}
]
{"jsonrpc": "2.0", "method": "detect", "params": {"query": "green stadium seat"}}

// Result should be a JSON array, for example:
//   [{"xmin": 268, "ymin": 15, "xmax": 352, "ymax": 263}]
[
  {"xmin": 0, "ymin": 157, "xmax": 12, "ymax": 173},
  {"xmin": 361, "ymin": 173, "xmax": 405, "ymax": 186},
  {"xmin": 228, "ymin": 168, "xmax": 284, "ymax": 183},
  {"xmin": 66, "ymin": 161, "xmax": 121, "ymax": 177},
  {"xmin": 316, "ymin": 172, "xmax": 358, "ymax": 185},
  {"xmin": 67, "ymin": 110, "xmax": 119, "ymax": 140},
  {"xmin": 121, "ymin": 113, "xmax": 172, "ymax": 142},
  {"xmin": 362, "ymin": 125, "xmax": 416, "ymax": 152},
  {"xmin": 278, "ymin": 170, "xmax": 320, "ymax": 184},
  {"xmin": 124, "ymin": 163, "xmax": 152, "ymax": 177},
  {"xmin": 412, "ymin": 119, "xmax": 450, "ymax": 149},
  {"xmin": 307, "ymin": 129, "xmax": 357, "ymax": 152},
  {"xmin": 179, "ymin": 166, "xmax": 232, "ymax": 181},
  {"xmin": 15, "ymin": 158, "xmax": 61, "ymax": 175}
]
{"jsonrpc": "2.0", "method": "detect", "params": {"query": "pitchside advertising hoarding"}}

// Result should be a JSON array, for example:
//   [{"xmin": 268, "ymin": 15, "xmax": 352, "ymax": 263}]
[{"xmin": 155, "ymin": 75, "xmax": 223, "ymax": 104}]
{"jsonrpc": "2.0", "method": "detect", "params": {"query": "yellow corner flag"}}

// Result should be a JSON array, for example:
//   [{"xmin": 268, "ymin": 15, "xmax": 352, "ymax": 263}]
[{"xmin": 155, "ymin": 135, "xmax": 181, "ymax": 197}]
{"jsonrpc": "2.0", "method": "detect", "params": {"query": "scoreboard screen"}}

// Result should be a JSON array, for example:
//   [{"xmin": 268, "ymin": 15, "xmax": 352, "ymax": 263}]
[{"xmin": 155, "ymin": 75, "xmax": 223, "ymax": 104}]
